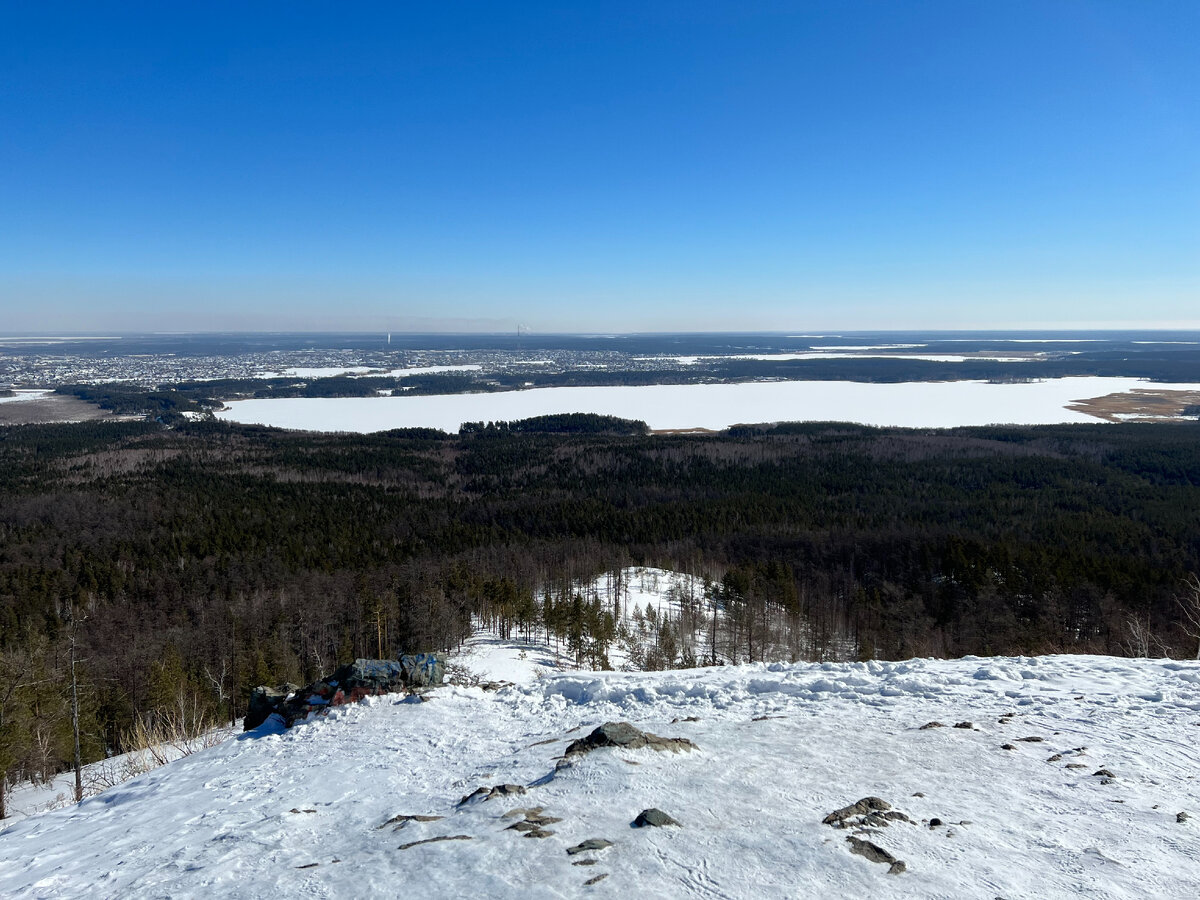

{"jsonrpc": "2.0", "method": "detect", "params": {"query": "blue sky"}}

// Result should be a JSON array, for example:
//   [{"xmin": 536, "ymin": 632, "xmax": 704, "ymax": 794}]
[{"xmin": 1, "ymin": 1, "xmax": 1197, "ymax": 333}]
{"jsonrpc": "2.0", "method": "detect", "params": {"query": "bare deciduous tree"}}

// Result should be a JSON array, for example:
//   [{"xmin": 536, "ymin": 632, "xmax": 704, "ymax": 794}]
[{"xmin": 1177, "ymin": 573, "xmax": 1200, "ymax": 659}]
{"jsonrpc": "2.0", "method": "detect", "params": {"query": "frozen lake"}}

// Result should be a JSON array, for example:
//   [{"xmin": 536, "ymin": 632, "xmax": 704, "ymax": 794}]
[{"xmin": 214, "ymin": 377, "xmax": 1200, "ymax": 433}]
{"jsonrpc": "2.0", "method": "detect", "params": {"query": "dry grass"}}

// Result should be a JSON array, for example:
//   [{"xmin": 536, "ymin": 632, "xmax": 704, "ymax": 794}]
[{"xmin": 1066, "ymin": 389, "xmax": 1200, "ymax": 423}]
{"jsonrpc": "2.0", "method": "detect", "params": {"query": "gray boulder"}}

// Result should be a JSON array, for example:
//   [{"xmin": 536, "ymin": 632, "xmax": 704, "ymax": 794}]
[
  {"xmin": 565, "ymin": 722, "xmax": 697, "ymax": 757},
  {"xmin": 401, "ymin": 653, "xmax": 446, "ymax": 687},
  {"xmin": 633, "ymin": 808, "xmax": 681, "ymax": 828}
]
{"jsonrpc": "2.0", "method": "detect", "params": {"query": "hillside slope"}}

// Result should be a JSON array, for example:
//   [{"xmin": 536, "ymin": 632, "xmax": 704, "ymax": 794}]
[{"xmin": 2, "ymin": 648, "xmax": 1199, "ymax": 898}]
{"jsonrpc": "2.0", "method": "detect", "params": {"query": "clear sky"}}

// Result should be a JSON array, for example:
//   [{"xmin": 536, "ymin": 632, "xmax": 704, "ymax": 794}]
[{"xmin": 1, "ymin": 1, "xmax": 1197, "ymax": 333}]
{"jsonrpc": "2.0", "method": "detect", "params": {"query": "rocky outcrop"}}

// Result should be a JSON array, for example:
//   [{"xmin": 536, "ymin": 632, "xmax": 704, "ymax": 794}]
[
  {"xmin": 243, "ymin": 655, "xmax": 446, "ymax": 731},
  {"xmin": 564, "ymin": 722, "xmax": 697, "ymax": 757}
]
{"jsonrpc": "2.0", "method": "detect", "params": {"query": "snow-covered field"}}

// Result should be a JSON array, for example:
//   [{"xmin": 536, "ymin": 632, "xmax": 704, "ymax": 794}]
[
  {"xmin": 0, "ymin": 390, "xmax": 53, "ymax": 404},
  {"xmin": 3, "ymin": 647, "xmax": 1199, "ymax": 898},
  {"xmin": 215, "ymin": 377, "xmax": 1200, "ymax": 433}
]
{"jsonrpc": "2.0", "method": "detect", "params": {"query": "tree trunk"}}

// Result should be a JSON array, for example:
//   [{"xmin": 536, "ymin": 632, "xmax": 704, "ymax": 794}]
[{"xmin": 70, "ymin": 633, "xmax": 83, "ymax": 803}]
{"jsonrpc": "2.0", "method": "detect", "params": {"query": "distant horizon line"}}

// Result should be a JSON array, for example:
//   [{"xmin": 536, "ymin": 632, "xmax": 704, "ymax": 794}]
[{"xmin": 4, "ymin": 326, "xmax": 1200, "ymax": 339}]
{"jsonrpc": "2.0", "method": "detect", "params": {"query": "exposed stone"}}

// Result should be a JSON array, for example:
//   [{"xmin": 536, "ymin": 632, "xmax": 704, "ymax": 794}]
[
  {"xmin": 911, "ymin": 792, "xmax": 925, "ymax": 798},
  {"xmin": 573, "ymin": 859, "xmax": 598, "ymax": 866},
  {"xmin": 1178, "ymin": 811, "xmax": 1190, "ymax": 823},
  {"xmin": 1093, "ymin": 769, "xmax": 1115, "ymax": 778},
  {"xmin": 243, "ymin": 655, "xmax": 446, "ymax": 731},
  {"xmin": 919, "ymin": 721, "xmax": 946, "ymax": 729},
  {"xmin": 888, "ymin": 861, "xmax": 907, "ymax": 875},
  {"xmin": 400, "ymin": 653, "xmax": 446, "ymax": 688},
  {"xmin": 458, "ymin": 783, "xmax": 527, "ymax": 806},
  {"xmin": 846, "ymin": 835, "xmax": 904, "ymax": 873},
  {"xmin": 398, "ymin": 835, "xmax": 472, "ymax": 850},
  {"xmin": 501, "ymin": 806, "xmax": 542, "ymax": 819},
  {"xmin": 565, "ymin": 722, "xmax": 697, "ymax": 757},
  {"xmin": 523, "ymin": 828, "xmax": 554, "ymax": 838},
  {"xmin": 567, "ymin": 838, "xmax": 615, "ymax": 855},
  {"xmin": 953, "ymin": 722, "xmax": 974, "ymax": 729},
  {"xmin": 633, "ymin": 807, "xmax": 681, "ymax": 828},
  {"xmin": 379, "ymin": 813, "xmax": 443, "ymax": 829},
  {"xmin": 584, "ymin": 874, "xmax": 609, "ymax": 885},
  {"xmin": 507, "ymin": 809, "xmax": 562, "ymax": 832},
  {"xmin": 1000, "ymin": 744, "xmax": 1016, "ymax": 750},
  {"xmin": 1065, "ymin": 763, "xmax": 1088, "ymax": 769},
  {"xmin": 245, "ymin": 685, "xmax": 292, "ymax": 731},
  {"xmin": 929, "ymin": 818, "xmax": 943, "ymax": 827},
  {"xmin": 1047, "ymin": 754, "xmax": 1063, "ymax": 762},
  {"xmin": 823, "ymin": 797, "xmax": 891, "ymax": 827},
  {"xmin": 1016, "ymin": 736, "xmax": 1045, "ymax": 743}
]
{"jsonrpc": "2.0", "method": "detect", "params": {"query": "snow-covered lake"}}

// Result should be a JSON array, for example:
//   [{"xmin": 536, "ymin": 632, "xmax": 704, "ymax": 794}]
[{"xmin": 214, "ymin": 377, "xmax": 1200, "ymax": 433}]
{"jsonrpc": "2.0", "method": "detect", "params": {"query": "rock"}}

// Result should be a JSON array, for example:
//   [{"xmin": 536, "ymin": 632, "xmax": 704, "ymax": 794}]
[
  {"xmin": 244, "ymin": 655, "xmax": 446, "ymax": 731},
  {"xmin": 883, "ymin": 811, "xmax": 911, "ymax": 823},
  {"xmin": 398, "ymin": 835, "xmax": 472, "ymax": 850},
  {"xmin": 1178, "ymin": 812, "xmax": 1190, "ymax": 823},
  {"xmin": 911, "ymin": 792, "xmax": 925, "ymax": 798},
  {"xmin": 888, "ymin": 861, "xmax": 906, "ymax": 875},
  {"xmin": 379, "ymin": 813, "xmax": 443, "ymax": 829},
  {"xmin": 671, "ymin": 716, "xmax": 701, "ymax": 723},
  {"xmin": 1065, "ymin": 763, "xmax": 1088, "ymax": 769},
  {"xmin": 400, "ymin": 653, "xmax": 446, "ymax": 687},
  {"xmin": 523, "ymin": 828, "xmax": 554, "ymax": 838},
  {"xmin": 1016, "ymin": 736, "xmax": 1045, "ymax": 743},
  {"xmin": 846, "ymin": 836, "xmax": 903, "ymax": 873},
  {"xmin": 328, "ymin": 658, "xmax": 406, "ymax": 695},
  {"xmin": 1000, "ymin": 744, "xmax": 1016, "ymax": 750},
  {"xmin": 565, "ymin": 722, "xmax": 697, "ymax": 757},
  {"xmin": 1047, "ymin": 754, "xmax": 1063, "ymax": 762},
  {"xmin": 1092, "ymin": 769, "xmax": 1115, "ymax": 778},
  {"xmin": 244, "ymin": 685, "xmax": 292, "ymax": 731},
  {"xmin": 953, "ymin": 721, "xmax": 974, "ymax": 729},
  {"xmin": 458, "ymin": 783, "xmax": 527, "ymax": 806},
  {"xmin": 633, "ymin": 808, "xmax": 681, "ymax": 828},
  {"xmin": 501, "ymin": 806, "xmax": 542, "ymax": 819},
  {"xmin": 919, "ymin": 721, "xmax": 946, "ymax": 729},
  {"xmin": 567, "ymin": 838, "xmax": 615, "ymax": 855},
  {"xmin": 573, "ymin": 859, "xmax": 598, "ymax": 866},
  {"xmin": 584, "ymin": 874, "xmax": 609, "ymax": 885},
  {"xmin": 929, "ymin": 818, "xmax": 943, "ymax": 827},
  {"xmin": 508, "ymin": 809, "xmax": 562, "ymax": 832},
  {"xmin": 823, "ymin": 797, "xmax": 891, "ymax": 826}
]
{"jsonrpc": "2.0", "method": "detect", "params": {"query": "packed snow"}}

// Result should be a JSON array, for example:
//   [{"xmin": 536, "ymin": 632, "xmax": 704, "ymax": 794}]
[
  {"xmin": 3, "ymin": 644, "xmax": 1199, "ymax": 898},
  {"xmin": 215, "ymin": 376, "xmax": 1200, "ymax": 433}
]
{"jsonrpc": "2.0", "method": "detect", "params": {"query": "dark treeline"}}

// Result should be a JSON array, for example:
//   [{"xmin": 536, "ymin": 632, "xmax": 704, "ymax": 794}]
[{"xmin": 1, "ymin": 417, "xmax": 1200, "ymax": 806}]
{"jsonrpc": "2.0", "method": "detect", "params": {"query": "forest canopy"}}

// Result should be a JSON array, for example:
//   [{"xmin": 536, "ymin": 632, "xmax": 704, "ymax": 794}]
[{"xmin": 1, "ymin": 417, "xmax": 1199, "ymax": 804}]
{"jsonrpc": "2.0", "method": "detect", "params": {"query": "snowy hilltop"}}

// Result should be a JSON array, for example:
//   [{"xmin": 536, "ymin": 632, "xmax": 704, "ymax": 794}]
[{"xmin": 2, "ymin": 641, "xmax": 1200, "ymax": 898}]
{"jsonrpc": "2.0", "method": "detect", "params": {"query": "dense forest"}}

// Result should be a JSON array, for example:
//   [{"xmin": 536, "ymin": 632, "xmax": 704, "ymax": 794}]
[{"xmin": 2, "ymin": 415, "xmax": 1200, "ymax": 811}]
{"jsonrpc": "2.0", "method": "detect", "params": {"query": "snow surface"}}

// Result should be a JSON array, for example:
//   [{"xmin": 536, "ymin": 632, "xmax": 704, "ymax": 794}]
[
  {"xmin": 0, "ymin": 390, "xmax": 53, "ymax": 404},
  {"xmin": 3, "ymin": 649, "xmax": 1200, "ymax": 898},
  {"xmin": 214, "ymin": 377, "xmax": 1200, "ymax": 433}
]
